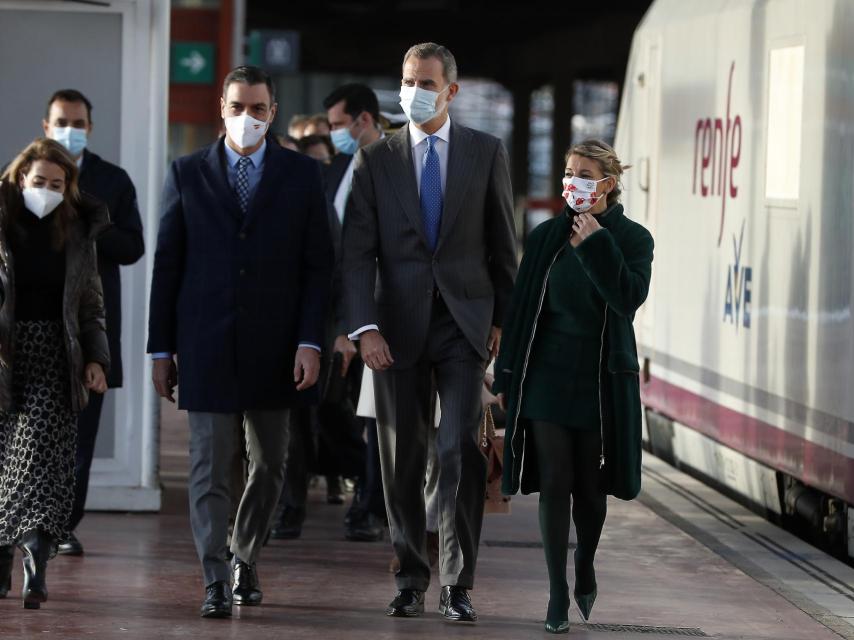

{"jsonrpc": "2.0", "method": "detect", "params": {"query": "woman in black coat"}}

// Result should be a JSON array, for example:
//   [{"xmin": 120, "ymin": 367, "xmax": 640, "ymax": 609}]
[
  {"xmin": 493, "ymin": 139, "xmax": 653, "ymax": 633},
  {"xmin": 0, "ymin": 139, "xmax": 109, "ymax": 610}
]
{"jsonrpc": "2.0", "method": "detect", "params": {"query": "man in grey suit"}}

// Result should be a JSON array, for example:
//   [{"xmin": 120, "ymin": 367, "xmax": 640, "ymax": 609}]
[{"xmin": 342, "ymin": 42, "xmax": 516, "ymax": 622}]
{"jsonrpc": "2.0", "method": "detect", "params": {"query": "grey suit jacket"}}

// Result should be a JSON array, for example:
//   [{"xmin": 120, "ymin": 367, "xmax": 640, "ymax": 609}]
[{"xmin": 342, "ymin": 121, "xmax": 517, "ymax": 368}]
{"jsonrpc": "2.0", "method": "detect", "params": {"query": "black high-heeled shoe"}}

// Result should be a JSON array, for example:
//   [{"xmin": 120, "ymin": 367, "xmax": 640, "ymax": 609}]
[
  {"xmin": 544, "ymin": 592, "xmax": 570, "ymax": 634},
  {"xmin": 574, "ymin": 550, "xmax": 597, "ymax": 621},
  {"xmin": 0, "ymin": 545, "xmax": 13, "ymax": 599},
  {"xmin": 18, "ymin": 530, "xmax": 51, "ymax": 610}
]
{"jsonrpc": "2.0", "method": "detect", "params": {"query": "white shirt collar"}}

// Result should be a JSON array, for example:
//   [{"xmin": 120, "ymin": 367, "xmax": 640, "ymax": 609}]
[
  {"xmin": 223, "ymin": 138, "xmax": 267, "ymax": 168},
  {"xmin": 409, "ymin": 115, "xmax": 451, "ymax": 148}
]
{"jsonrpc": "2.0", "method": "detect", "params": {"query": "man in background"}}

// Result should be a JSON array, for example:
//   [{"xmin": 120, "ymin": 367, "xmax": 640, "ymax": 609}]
[{"xmin": 42, "ymin": 89, "xmax": 145, "ymax": 556}]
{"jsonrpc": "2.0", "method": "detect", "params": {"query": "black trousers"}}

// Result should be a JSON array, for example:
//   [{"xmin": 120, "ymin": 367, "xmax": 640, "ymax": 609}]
[
  {"xmin": 374, "ymin": 299, "xmax": 487, "ymax": 591},
  {"xmin": 69, "ymin": 391, "xmax": 105, "ymax": 531}
]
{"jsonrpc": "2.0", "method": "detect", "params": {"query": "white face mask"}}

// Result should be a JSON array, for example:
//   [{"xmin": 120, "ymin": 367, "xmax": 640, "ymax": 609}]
[
  {"xmin": 399, "ymin": 85, "xmax": 448, "ymax": 125},
  {"xmin": 562, "ymin": 176, "xmax": 609, "ymax": 213},
  {"xmin": 224, "ymin": 112, "xmax": 269, "ymax": 149},
  {"xmin": 22, "ymin": 187, "xmax": 64, "ymax": 219}
]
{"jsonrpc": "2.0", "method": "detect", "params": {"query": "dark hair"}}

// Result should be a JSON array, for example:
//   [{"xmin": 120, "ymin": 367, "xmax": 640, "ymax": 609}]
[
  {"xmin": 0, "ymin": 138, "xmax": 81, "ymax": 248},
  {"xmin": 222, "ymin": 65, "xmax": 276, "ymax": 103},
  {"xmin": 402, "ymin": 42, "xmax": 458, "ymax": 84},
  {"xmin": 323, "ymin": 83, "xmax": 380, "ymax": 124},
  {"xmin": 45, "ymin": 89, "xmax": 93, "ymax": 124},
  {"xmin": 297, "ymin": 134, "xmax": 334, "ymax": 158}
]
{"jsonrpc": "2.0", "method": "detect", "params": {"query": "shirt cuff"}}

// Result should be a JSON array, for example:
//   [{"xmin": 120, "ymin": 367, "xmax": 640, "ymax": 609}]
[
  {"xmin": 347, "ymin": 324, "xmax": 379, "ymax": 341},
  {"xmin": 151, "ymin": 352, "xmax": 172, "ymax": 359},
  {"xmin": 298, "ymin": 342, "xmax": 322, "ymax": 352}
]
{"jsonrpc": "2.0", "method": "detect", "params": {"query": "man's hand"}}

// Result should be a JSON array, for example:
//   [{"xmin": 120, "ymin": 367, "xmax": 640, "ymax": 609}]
[
  {"xmin": 294, "ymin": 347, "xmax": 321, "ymax": 391},
  {"xmin": 85, "ymin": 362, "xmax": 108, "ymax": 394},
  {"xmin": 153, "ymin": 357, "xmax": 178, "ymax": 403},
  {"xmin": 570, "ymin": 212, "xmax": 603, "ymax": 247},
  {"xmin": 496, "ymin": 393, "xmax": 506, "ymax": 411},
  {"xmin": 333, "ymin": 334, "xmax": 358, "ymax": 378},
  {"xmin": 359, "ymin": 330, "xmax": 394, "ymax": 371},
  {"xmin": 486, "ymin": 326, "xmax": 502, "ymax": 362}
]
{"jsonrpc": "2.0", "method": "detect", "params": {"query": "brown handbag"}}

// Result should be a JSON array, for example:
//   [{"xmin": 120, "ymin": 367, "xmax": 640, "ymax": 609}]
[{"xmin": 480, "ymin": 405, "xmax": 511, "ymax": 514}]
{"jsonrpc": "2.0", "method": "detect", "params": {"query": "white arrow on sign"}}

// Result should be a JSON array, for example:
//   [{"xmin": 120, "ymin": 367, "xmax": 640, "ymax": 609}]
[{"xmin": 180, "ymin": 50, "xmax": 206, "ymax": 75}]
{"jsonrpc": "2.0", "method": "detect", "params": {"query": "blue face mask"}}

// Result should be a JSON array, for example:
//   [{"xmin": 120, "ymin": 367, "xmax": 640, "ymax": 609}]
[
  {"xmin": 330, "ymin": 123, "xmax": 359, "ymax": 155},
  {"xmin": 52, "ymin": 126, "xmax": 88, "ymax": 157},
  {"xmin": 399, "ymin": 85, "xmax": 448, "ymax": 125}
]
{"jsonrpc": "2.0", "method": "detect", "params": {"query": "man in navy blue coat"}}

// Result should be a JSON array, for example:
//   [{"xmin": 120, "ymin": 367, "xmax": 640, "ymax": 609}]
[{"xmin": 147, "ymin": 66, "xmax": 333, "ymax": 619}]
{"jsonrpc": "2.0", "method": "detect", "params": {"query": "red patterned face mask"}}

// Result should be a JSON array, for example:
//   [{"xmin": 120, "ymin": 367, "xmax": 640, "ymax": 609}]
[{"xmin": 562, "ymin": 176, "xmax": 608, "ymax": 213}]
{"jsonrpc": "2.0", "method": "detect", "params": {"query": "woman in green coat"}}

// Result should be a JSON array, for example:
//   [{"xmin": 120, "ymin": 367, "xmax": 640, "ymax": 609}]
[{"xmin": 493, "ymin": 139, "xmax": 653, "ymax": 633}]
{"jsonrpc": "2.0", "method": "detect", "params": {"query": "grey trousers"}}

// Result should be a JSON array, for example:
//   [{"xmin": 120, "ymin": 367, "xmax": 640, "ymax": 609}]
[
  {"xmin": 374, "ymin": 300, "xmax": 487, "ymax": 591},
  {"xmin": 188, "ymin": 410, "xmax": 289, "ymax": 587}
]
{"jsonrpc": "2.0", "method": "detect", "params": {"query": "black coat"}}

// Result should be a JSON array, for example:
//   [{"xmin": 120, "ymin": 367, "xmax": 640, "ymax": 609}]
[
  {"xmin": 78, "ymin": 150, "xmax": 145, "ymax": 388},
  {"xmin": 322, "ymin": 152, "xmax": 352, "ymax": 337},
  {"xmin": 147, "ymin": 138, "xmax": 334, "ymax": 412}
]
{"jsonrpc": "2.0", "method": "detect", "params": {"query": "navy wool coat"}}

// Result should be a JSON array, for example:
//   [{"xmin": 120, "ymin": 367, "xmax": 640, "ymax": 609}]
[{"xmin": 147, "ymin": 138, "xmax": 334, "ymax": 412}]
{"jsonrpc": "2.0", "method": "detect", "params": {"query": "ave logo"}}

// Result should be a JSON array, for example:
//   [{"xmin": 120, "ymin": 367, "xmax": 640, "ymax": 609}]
[{"xmin": 723, "ymin": 220, "xmax": 752, "ymax": 330}]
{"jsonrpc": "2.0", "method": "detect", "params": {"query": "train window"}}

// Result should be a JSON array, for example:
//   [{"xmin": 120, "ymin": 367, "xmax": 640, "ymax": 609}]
[{"xmin": 765, "ymin": 45, "xmax": 804, "ymax": 202}]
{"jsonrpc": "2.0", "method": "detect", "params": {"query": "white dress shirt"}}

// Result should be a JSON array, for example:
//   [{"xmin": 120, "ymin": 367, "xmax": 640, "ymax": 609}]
[
  {"xmin": 333, "ymin": 156, "xmax": 356, "ymax": 223},
  {"xmin": 409, "ymin": 115, "xmax": 450, "ymax": 196},
  {"xmin": 348, "ymin": 116, "xmax": 452, "ymax": 341}
]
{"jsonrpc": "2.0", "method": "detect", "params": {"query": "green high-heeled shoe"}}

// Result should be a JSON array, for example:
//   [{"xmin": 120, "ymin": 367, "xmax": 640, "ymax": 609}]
[
  {"xmin": 544, "ymin": 619, "xmax": 570, "ymax": 634},
  {"xmin": 544, "ymin": 594, "xmax": 570, "ymax": 634},
  {"xmin": 573, "ymin": 584, "xmax": 597, "ymax": 622}
]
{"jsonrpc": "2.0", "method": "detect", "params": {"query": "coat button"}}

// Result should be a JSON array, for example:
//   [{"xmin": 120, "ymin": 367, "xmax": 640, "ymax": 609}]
[
  {"xmin": 239, "ymin": 268, "xmax": 246, "ymax": 276},
  {"xmin": 238, "ymin": 232, "xmax": 247, "ymax": 240}
]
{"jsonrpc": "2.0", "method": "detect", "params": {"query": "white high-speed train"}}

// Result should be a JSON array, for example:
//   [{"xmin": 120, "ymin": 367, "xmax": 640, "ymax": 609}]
[{"xmin": 615, "ymin": 0, "xmax": 854, "ymax": 558}]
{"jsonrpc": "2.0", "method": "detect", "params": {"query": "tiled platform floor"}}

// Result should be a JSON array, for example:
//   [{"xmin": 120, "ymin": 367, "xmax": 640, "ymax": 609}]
[{"xmin": 0, "ymin": 401, "xmax": 849, "ymax": 639}]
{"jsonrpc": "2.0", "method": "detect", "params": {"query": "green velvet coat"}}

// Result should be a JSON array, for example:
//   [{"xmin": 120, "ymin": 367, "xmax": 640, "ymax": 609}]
[{"xmin": 492, "ymin": 204, "xmax": 653, "ymax": 499}]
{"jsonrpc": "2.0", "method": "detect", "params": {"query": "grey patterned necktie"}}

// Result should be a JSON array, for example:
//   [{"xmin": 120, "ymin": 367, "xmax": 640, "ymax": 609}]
[{"xmin": 235, "ymin": 156, "xmax": 252, "ymax": 214}]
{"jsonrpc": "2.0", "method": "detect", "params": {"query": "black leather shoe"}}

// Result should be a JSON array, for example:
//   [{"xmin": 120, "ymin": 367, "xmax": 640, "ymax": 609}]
[
  {"xmin": 269, "ymin": 506, "xmax": 304, "ymax": 540},
  {"xmin": 19, "ymin": 530, "xmax": 51, "ymax": 610},
  {"xmin": 200, "ymin": 581, "xmax": 232, "ymax": 618},
  {"xmin": 439, "ymin": 586, "xmax": 477, "ymax": 622},
  {"xmin": 232, "ymin": 557, "xmax": 262, "ymax": 606},
  {"xmin": 0, "ymin": 545, "xmax": 13, "ymax": 598},
  {"xmin": 345, "ymin": 513, "xmax": 383, "ymax": 542},
  {"xmin": 56, "ymin": 533, "xmax": 84, "ymax": 556},
  {"xmin": 385, "ymin": 589, "xmax": 424, "ymax": 617}
]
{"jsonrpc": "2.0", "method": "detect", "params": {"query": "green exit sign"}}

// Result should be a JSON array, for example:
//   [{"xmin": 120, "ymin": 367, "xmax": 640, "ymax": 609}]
[{"xmin": 171, "ymin": 42, "xmax": 215, "ymax": 84}]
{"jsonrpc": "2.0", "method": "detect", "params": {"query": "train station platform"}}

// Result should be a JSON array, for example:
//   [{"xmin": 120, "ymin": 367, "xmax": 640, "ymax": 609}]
[{"xmin": 1, "ymin": 403, "xmax": 852, "ymax": 640}]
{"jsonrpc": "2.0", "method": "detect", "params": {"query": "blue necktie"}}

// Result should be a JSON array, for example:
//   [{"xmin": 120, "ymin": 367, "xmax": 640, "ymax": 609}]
[
  {"xmin": 235, "ymin": 156, "xmax": 252, "ymax": 214},
  {"xmin": 420, "ymin": 135, "xmax": 443, "ymax": 251}
]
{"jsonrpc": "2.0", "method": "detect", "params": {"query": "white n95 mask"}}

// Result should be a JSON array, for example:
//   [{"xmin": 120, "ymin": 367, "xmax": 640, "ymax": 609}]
[{"xmin": 22, "ymin": 187, "xmax": 64, "ymax": 219}]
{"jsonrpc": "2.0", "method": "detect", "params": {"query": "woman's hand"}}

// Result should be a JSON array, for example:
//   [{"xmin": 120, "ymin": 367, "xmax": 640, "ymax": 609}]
[
  {"xmin": 85, "ymin": 362, "xmax": 108, "ymax": 394},
  {"xmin": 570, "ymin": 212, "xmax": 603, "ymax": 247}
]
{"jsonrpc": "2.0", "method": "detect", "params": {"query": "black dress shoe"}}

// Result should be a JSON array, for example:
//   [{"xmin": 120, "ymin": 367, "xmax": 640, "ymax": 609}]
[
  {"xmin": 439, "ymin": 586, "xmax": 477, "ymax": 622},
  {"xmin": 56, "ymin": 533, "xmax": 84, "ymax": 556},
  {"xmin": 232, "ymin": 557, "xmax": 262, "ymax": 606},
  {"xmin": 344, "ymin": 513, "xmax": 383, "ymax": 542},
  {"xmin": 201, "ymin": 581, "xmax": 232, "ymax": 618},
  {"xmin": 385, "ymin": 589, "xmax": 424, "ymax": 617},
  {"xmin": 269, "ymin": 506, "xmax": 304, "ymax": 540}
]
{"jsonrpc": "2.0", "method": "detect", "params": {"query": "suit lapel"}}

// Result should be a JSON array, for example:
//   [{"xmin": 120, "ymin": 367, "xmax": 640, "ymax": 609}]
[
  {"xmin": 199, "ymin": 138, "xmax": 242, "ymax": 222},
  {"xmin": 436, "ymin": 121, "xmax": 474, "ymax": 250},
  {"xmin": 384, "ymin": 127, "xmax": 432, "ymax": 250}
]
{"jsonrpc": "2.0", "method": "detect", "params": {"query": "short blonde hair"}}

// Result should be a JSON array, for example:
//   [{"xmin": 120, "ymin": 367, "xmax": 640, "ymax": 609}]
[{"xmin": 566, "ymin": 139, "xmax": 628, "ymax": 207}]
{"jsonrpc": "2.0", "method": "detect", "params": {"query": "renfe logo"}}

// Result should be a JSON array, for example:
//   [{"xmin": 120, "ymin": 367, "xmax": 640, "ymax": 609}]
[{"xmin": 692, "ymin": 61, "xmax": 742, "ymax": 247}]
